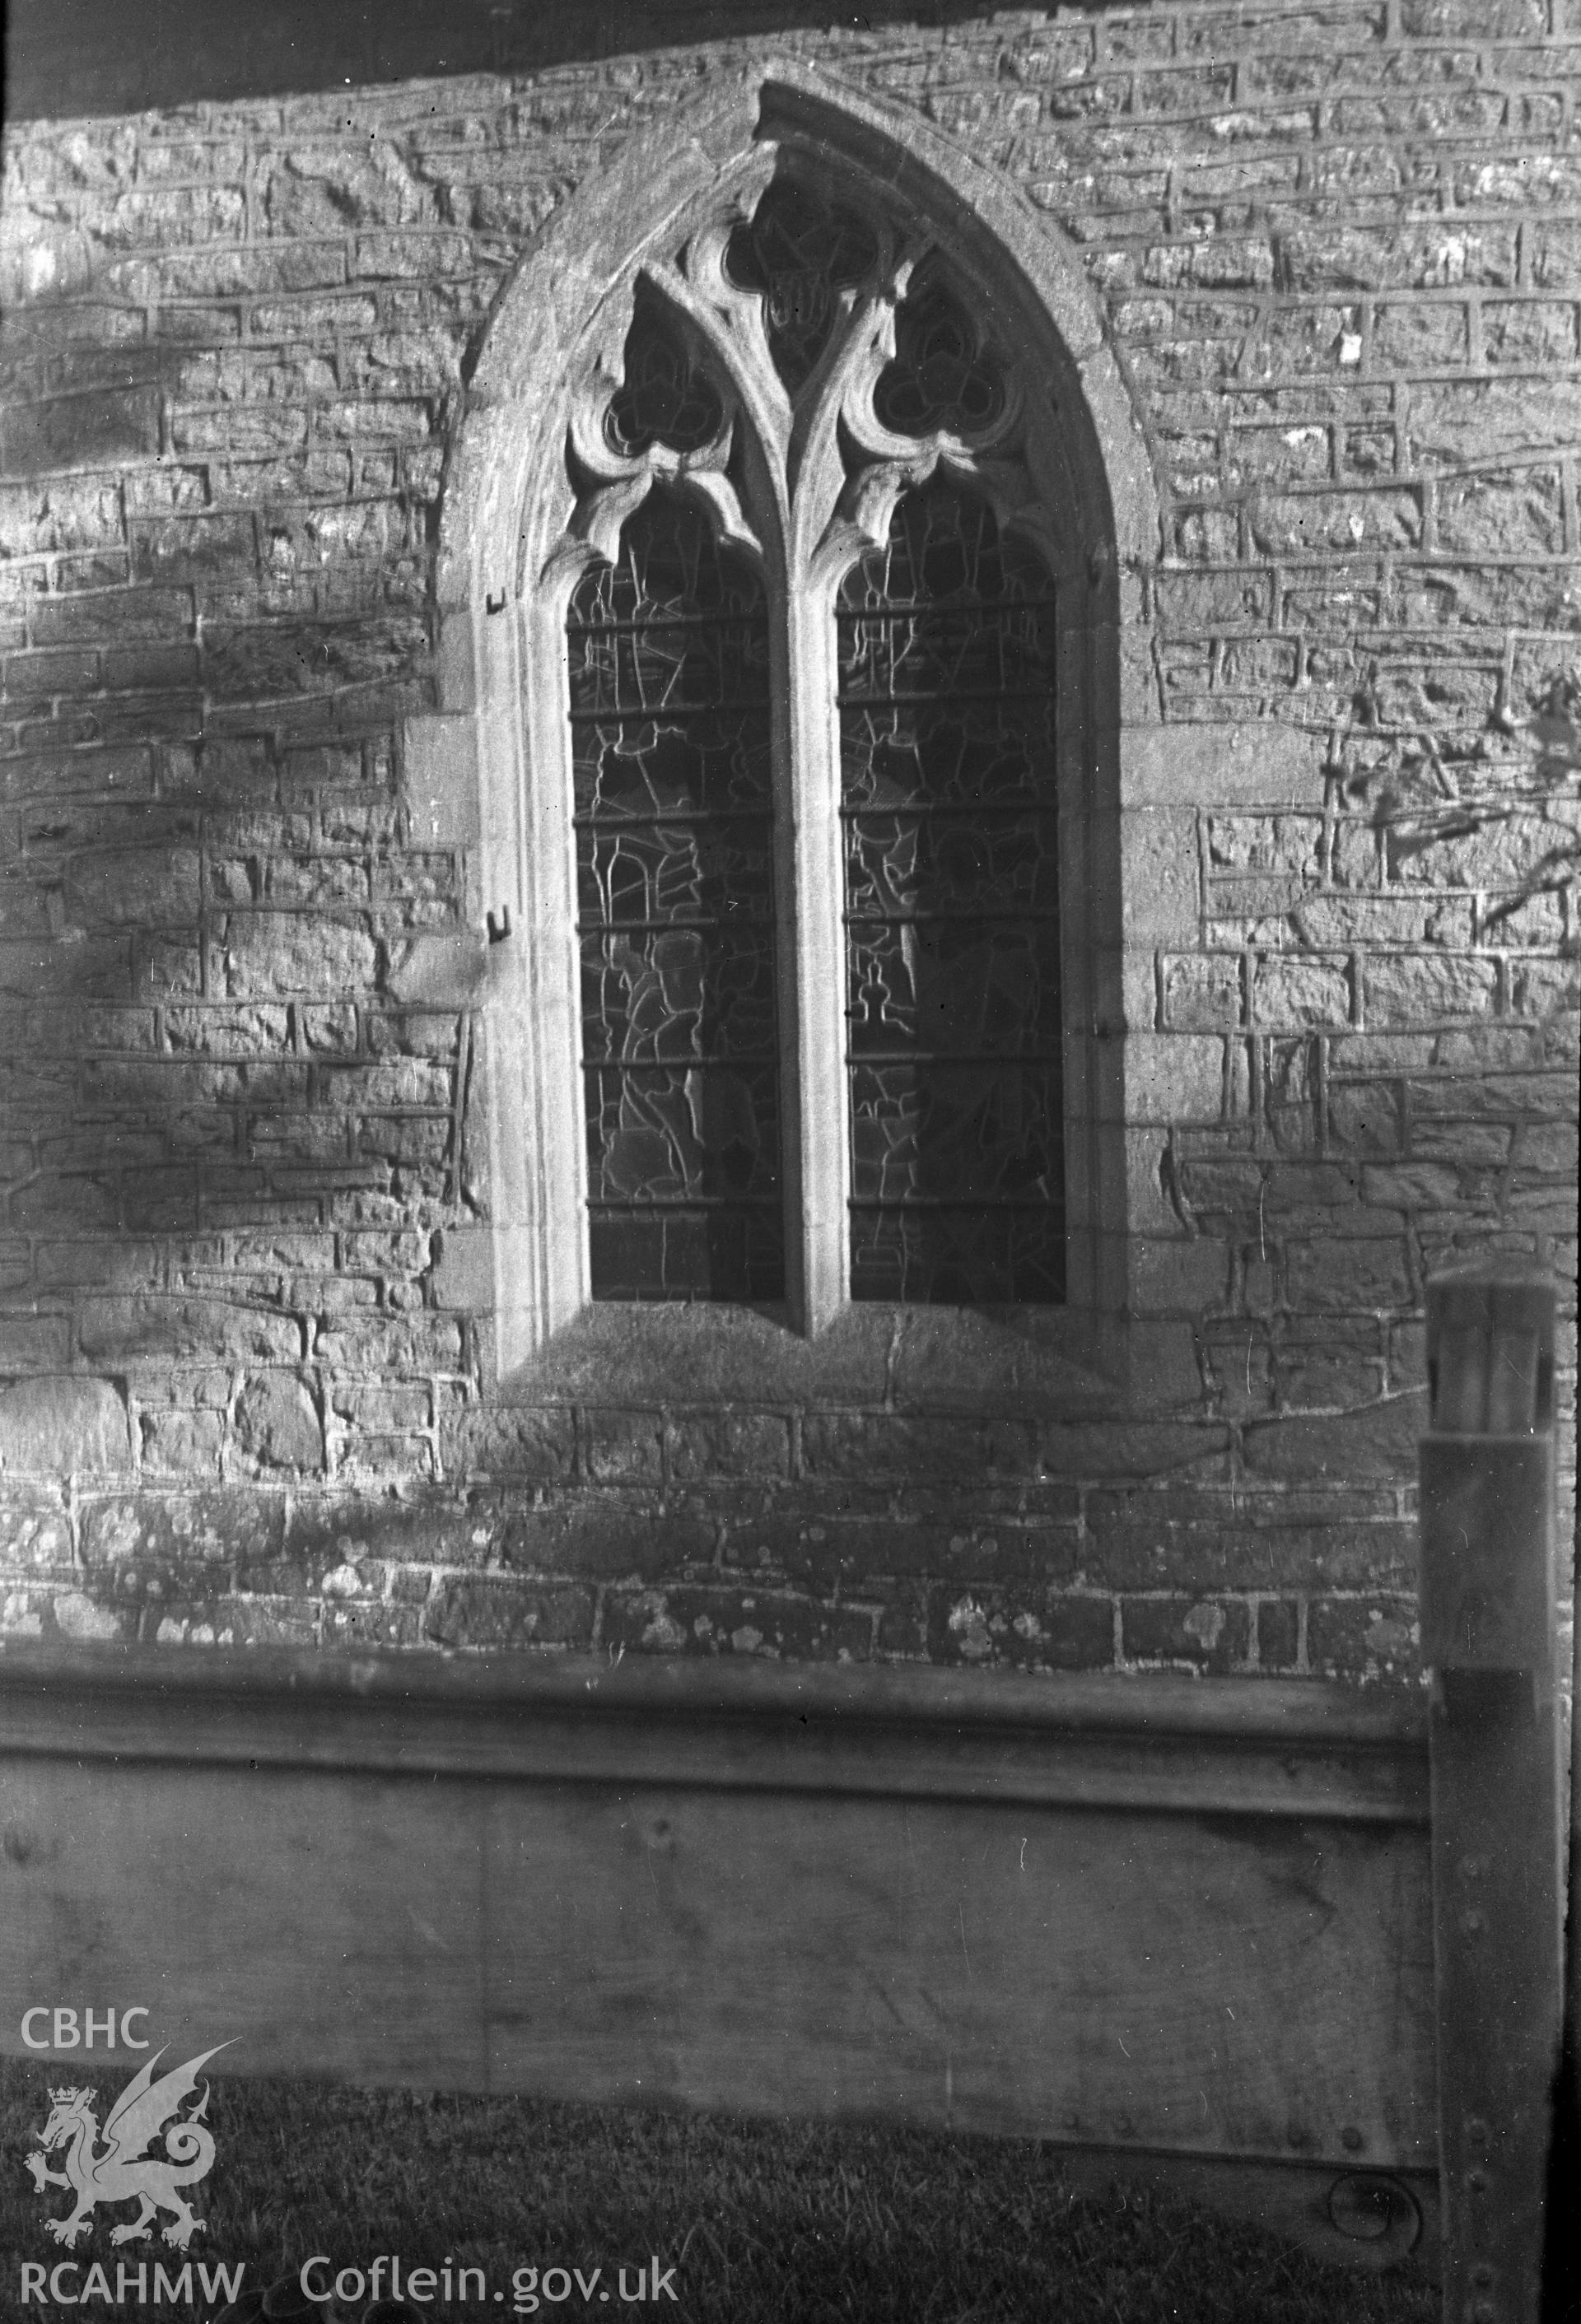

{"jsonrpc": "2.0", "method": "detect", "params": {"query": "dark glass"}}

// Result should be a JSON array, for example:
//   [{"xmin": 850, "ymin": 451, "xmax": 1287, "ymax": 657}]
[
  {"xmin": 605, "ymin": 312, "xmax": 725, "ymax": 459},
  {"xmin": 568, "ymin": 491, "xmax": 784, "ymax": 1301},
  {"xmin": 725, "ymin": 179, "xmax": 879, "ymax": 396},
  {"xmin": 874, "ymin": 282, "xmax": 1005, "ymax": 438},
  {"xmin": 837, "ymin": 482, "xmax": 1063, "ymax": 1303}
]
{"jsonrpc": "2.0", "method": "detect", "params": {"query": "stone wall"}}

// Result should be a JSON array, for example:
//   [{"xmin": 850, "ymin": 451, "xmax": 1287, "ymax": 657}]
[{"xmin": 1, "ymin": 0, "xmax": 1576, "ymax": 1680}]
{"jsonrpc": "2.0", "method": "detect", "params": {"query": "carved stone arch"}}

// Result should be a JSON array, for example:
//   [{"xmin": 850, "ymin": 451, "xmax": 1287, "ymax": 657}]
[
  {"xmin": 409, "ymin": 57, "xmax": 1161, "ymax": 1384},
  {"xmin": 548, "ymin": 290, "xmax": 773, "ymax": 605}
]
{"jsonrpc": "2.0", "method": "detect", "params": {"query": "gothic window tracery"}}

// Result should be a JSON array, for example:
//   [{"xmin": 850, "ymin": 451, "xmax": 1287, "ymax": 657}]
[
  {"xmin": 548, "ymin": 165, "xmax": 1065, "ymax": 1318},
  {"xmin": 723, "ymin": 179, "xmax": 880, "ymax": 395},
  {"xmin": 604, "ymin": 315, "xmax": 725, "ymax": 459},
  {"xmin": 872, "ymin": 282, "xmax": 1005, "ymax": 439}
]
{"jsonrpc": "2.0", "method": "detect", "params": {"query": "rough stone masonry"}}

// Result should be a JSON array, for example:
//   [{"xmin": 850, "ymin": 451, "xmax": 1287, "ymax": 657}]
[{"xmin": 0, "ymin": 0, "xmax": 1576, "ymax": 1682}]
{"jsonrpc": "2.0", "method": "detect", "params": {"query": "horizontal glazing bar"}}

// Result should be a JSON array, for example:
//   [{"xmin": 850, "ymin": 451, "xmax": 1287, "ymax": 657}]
[
  {"xmin": 590, "ymin": 1199, "xmax": 784, "ymax": 1213},
  {"xmin": 842, "ymin": 1050, "xmax": 1065, "ymax": 1064},
  {"xmin": 568, "ymin": 613, "xmax": 764, "ymax": 636},
  {"xmin": 842, "ymin": 911, "xmax": 1061, "ymax": 927},
  {"xmin": 837, "ymin": 686, "xmax": 1053, "ymax": 710},
  {"xmin": 585, "ymin": 1063, "xmax": 783, "ymax": 1082},
  {"xmin": 581, "ymin": 1052, "xmax": 781, "ymax": 1068},
  {"xmin": 849, "ymin": 1199, "xmax": 1065, "ymax": 1213},
  {"xmin": 568, "ymin": 701, "xmax": 773, "ymax": 723},
  {"xmin": 574, "ymin": 811, "xmax": 773, "ymax": 830},
  {"xmin": 581, "ymin": 921, "xmax": 772, "ymax": 938},
  {"xmin": 837, "ymin": 594, "xmax": 1060, "ymax": 619},
  {"xmin": 841, "ymin": 803, "xmax": 1058, "ymax": 817}
]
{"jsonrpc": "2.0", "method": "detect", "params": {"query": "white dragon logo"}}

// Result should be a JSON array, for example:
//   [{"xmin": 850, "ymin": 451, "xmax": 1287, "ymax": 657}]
[{"xmin": 24, "ymin": 2045, "xmax": 229, "ymax": 2250}]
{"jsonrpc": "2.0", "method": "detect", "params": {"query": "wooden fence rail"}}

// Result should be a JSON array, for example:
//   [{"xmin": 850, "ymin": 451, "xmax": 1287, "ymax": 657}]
[{"xmin": 2, "ymin": 1644, "xmax": 1435, "ymax": 2274}]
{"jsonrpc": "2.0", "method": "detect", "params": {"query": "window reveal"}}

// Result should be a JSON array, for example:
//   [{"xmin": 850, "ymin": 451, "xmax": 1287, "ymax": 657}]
[
  {"xmin": 567, "ymin": 493, "xmax": 785, "ymax": 1301},
  {"xmin": 837, "ymin": 482, "xmax": 1064, "ymax": 1302}
]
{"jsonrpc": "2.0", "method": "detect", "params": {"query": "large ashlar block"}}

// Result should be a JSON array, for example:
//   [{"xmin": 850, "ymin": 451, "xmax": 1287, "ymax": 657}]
[
  {"xmin": 1116, "ymin": 808, "xmax": 1201, "ymax": 943},
  {"xmin": 1126, "ymin": 1237, "xmax": 1232, "ymax": 1320},
  {"xmin": 1120, "ymin": 723, "xmax": 1331, "ymax": 808},
  {"xmin": 1122, "ymin": 1031, "xmax": 1229, "ymax": 1125},
  {"xmin": 0, "ymin": 1377, "xmax": 131, "ymax": 1476},
  {"xmin": 403, "ymin": 711, "xmax": 482, "ymax": 847}
]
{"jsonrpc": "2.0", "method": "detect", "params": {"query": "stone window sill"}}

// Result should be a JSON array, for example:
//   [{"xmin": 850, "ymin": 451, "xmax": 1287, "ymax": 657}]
[{"xmin": 481, "ymin": 1298, "xmax": 1122, "ymax": 1416}]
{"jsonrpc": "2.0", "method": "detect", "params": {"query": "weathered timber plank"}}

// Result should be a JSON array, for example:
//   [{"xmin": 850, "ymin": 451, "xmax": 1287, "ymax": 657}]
[
  {"xmin": 1055, "ymin": 2150, "xmax": 1435, "ymax": 2278},
  {"xmin": 1, "ymin": 1754, "xmax": 1435, "ymax": 2169},
  {"xmin": 481, "ymin": 1783, "xmax": 1436, "ymax": 2164},
  {"xmin": 0, "ymin": 1644, "xmax": 1429, "ymax": 1823},
  {"xmin": 0, "ymin": 1642, "xmax": 1438, "ymax": 2284},
  {"xmin": 0, "ymin": 1639, "xmax": 1432, "ymax": 1743},
  {"xmin": 1, "ymin": 1757, "xmax": 490, "ymax": 2089}
]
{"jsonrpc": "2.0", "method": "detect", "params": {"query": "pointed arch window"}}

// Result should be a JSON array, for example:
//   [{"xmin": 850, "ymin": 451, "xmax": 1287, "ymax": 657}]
[{"xmin": 529, "ymin": 164, "xmax": 1075, "ymax": 1333}]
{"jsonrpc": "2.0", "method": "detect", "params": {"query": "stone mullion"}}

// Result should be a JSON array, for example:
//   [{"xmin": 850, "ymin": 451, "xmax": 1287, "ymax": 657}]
[
  {"xmin": 769, "ymin": 269, "xmax": 894, "ymax": 1339},
  {"xmin": 777, "ymin": 561, "xmax": 849, "ymax": 1339}
]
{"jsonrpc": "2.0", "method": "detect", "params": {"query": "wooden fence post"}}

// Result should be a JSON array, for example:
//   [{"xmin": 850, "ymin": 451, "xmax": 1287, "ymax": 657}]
[{"xmin": 1420, "ymin": 1262, "xmax": 1563, "ymax": 2324}]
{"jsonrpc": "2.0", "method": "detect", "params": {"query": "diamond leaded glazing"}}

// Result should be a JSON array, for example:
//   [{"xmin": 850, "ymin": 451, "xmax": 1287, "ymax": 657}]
[
  {"xmin": 837, "ymin": 482, "xmax": 1063, "ymax": 1302},
  {"xmin": 567, "ymin": 491, "xmax": 784, "ymax": 1301}
]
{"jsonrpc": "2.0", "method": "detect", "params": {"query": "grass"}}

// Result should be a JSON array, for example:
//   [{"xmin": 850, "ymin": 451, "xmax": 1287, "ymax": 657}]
[{"xmin": 3, "ymin": 2061, "xmax": 1437, "ymax": 2324}]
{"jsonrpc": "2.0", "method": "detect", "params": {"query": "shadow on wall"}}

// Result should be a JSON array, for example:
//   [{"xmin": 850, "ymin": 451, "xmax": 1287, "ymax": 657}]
[
  {"xmin": 0, "ymin": 728, "xmax": 478, "ymax": 1650},
  {"xmin": 7, "ymin": 0, "xmax": 1000, "ymax": 122}
]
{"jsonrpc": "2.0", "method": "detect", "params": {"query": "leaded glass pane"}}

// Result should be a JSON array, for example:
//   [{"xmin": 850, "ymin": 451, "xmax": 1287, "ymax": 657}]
[
  {"xmin": 874, "ymin": 283, "xmax": 1005, "ymax": 439},
  {"xmin": 568, "ymin": 491, "xmax": 784, "ymax": 1301},
  {"xmin": 604, "ymin": 312, "xmax": 725, "ymax": 459},
  {"xmin": 837, "ymin": 482, "xmax": 1062, "ymax": 1303},
  {"xmin": 725, "ymin": 180, "xmax": 879, "ymax": 397}
]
